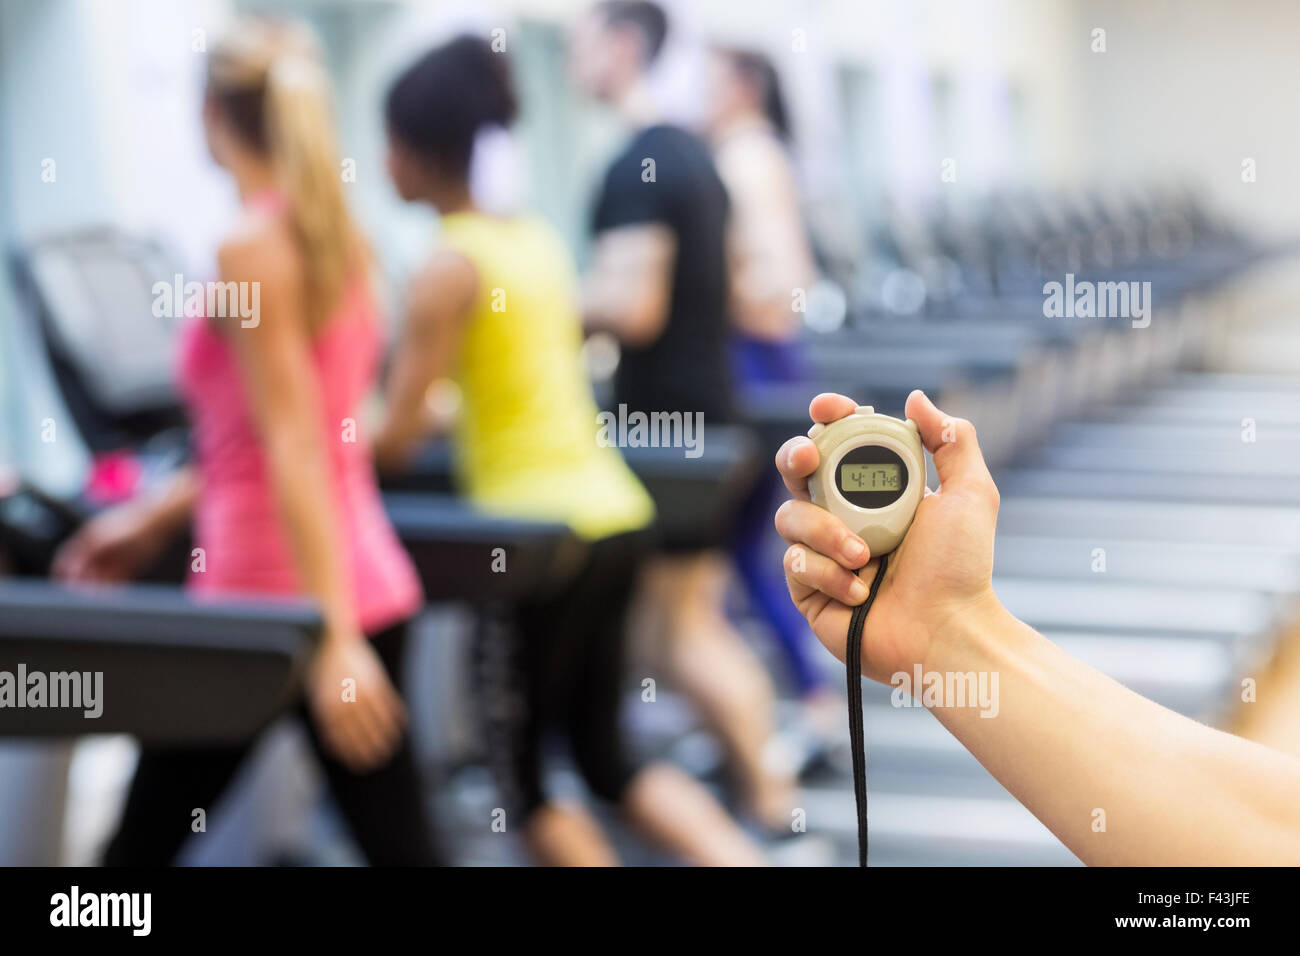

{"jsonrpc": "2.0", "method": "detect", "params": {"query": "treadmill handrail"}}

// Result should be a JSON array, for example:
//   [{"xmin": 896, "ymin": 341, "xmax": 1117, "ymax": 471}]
[{"xmin": 0, "ymin": 579, "xmax": 321, "ymax": 657}]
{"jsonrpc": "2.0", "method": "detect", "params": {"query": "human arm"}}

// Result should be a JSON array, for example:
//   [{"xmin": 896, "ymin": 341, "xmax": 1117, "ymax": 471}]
[
  {"xmin": 52, "ymin": 466, "xmax": 198, "ymax": 584},
  {"xmin": 774, "ymin": 390, "xmax": 1300, "ymax": 865},
  {"xmin": 582, "ymin": 223, "xmax": 676, "ymax": 347},
  {"xmin": 372, "ymin": 249, "xmax": 477, "ymax": 472},
  {"xmin": 221, "ymin": 229, "xmax": 405, "ymax": 771}
]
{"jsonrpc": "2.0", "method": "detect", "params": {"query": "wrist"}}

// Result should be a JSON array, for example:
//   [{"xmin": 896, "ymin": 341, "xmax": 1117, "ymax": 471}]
[
  {"xmin": 134, "ymin": 471, "xmax": 194, "ymax": 539},
  {"xmin": 321, "ymin": 618, "xmax": 363, "ymax": 648},
  {"xmin": 115, "ymin": 497, "xmax": 169, "ymax": 547},
  {"xmin": 922, "ymin": 589, "xmax": 1019, "ymax": 678}
]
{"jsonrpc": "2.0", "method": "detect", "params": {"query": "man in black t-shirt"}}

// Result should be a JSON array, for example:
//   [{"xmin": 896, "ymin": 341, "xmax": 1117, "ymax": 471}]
[
  {"xmin": 572, "ymin": 3, "xmax": 733, "ymax": 425},
  {"xmin": 589, "ymin": 124, "xmax": 732, "ymax": 423},
  {"xmin": 569, "ymin": 0, "xmax": 797, "ymax": 836}
]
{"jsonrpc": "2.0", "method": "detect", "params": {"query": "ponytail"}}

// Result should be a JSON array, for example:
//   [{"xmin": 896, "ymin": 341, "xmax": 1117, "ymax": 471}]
[
  {"xmin": 265, "ymin": 54, "xmax": 352, "ymax": 326},
  {"xmin": 208, "ymin": 19, "xmax": 359, "ymax": 327},
  {"xmin": 719, "ymin": 47, "xmax": 792, "ymax": 143}
]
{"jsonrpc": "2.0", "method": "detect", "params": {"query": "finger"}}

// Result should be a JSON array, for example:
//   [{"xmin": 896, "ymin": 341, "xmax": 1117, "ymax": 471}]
[
  {"xmin": 363, "ymin": 665, "xmax": 408, "ymax": 735},
  {"xmin": 775, "ymin": 435, "xmax": 818, "ymax": 499},
  {"xmin": 82, "ymin": 564, "xmax": 111, "ymax": 586},
  {"xmin": 322, "ymin": 718, "xmax": 364, "ymax": 771},
  {"xmin": 904, "ymin": 389, "xmax": 996, "ymax": 496},
  {"xmin": 342, "ymin": 712, "xmax": 386, "ymax": 772},
  {"xmin": 387, "ymin": 690, "xmax": 409, "ymax": 732},
  {"xmin": 319, "ymin": 694, "xmax": 377, "ymax": 771},
  {"xmin": 776, "ymin": 394, "xmax": 864, "ymax": 498},
  {"xmin": 783, "ymin": 559, "xmax": 853, "ymax": 664},
  {"xmin": 51, "ymin": 543, "xmax": 85, "ymax": 582},
  {"xmin": 363, "ymin": 683, "xmax": 408, "ymax": 756},
  {"xmin": 353, "ymin": 721, "xmax": 398, "ymax": 772},
  {"xmin": 348, "ymin": 699, "xmax": 394, "ymax": 766},
  {"xmin": 808, "ymin": 392, "xmax": 860, "ymax": 424},
  {"xmin": 92, "ymin": 563, "xmax": 125, "ymax": 586},
  {"xmin": 363, "ymin": 686, "xmax": 404, "ymax": 748},
  {"xmin": 784, "ymin": 543, "xmax": 871, "ymax": 607},
  {"xmin": 775, "ymin": 498, "xmax": 869, "ymax": 570}
]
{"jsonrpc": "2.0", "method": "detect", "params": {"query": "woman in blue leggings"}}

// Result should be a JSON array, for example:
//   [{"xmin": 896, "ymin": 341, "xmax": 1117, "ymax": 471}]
[{"xmin": 704, "ymin": 46, "xmax": 841, "ymax": 745}]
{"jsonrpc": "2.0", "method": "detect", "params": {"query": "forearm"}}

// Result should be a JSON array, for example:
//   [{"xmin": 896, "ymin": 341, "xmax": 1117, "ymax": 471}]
[
  {"xmin": 133, "ymin": 466, "xmax": 198, "ymax": 538},
  {"xmin": 927, "ymin": 600, "xmax": 1300, "ymax": 865},
  {"xmin": 728, "ymin": 229, "xmax": 815, "ymax": 342},
  {"xmin": 581, "ymin": 282, "xmax": 618, "ymax": 336},
  {"xmin": 582, "ymin": 226, "xmax": 673, "ymax": 345},
  {"xmin": 375, "ymin": 250, "xmax": 472, "ymax": 471},
  {"xmin": 264, "ymin": 431, "xmax": 358, "ymax": 641},
  {"xmin": 375, "ymin": 351, "xmax": 450, "ymax": 473},
  {"xmin": 582, "ymin": 274, "xmax": 657, "ymax": 344},
  {"xmin": 372, "ymin": 395, "xmax": 429, "ymax": 473}
]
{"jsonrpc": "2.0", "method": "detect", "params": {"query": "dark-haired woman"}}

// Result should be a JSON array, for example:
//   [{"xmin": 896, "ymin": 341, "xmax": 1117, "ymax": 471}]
[
  {"xmin": 703, "ymin": 49, "xmax": 840, "ymax": 762},
  {"xmin": 373, "ymin": 35, "xmax": 765, "ymax": 866},
  {"xmin": 54, "ymin": 18, "xmax": 438, "ymax": 865}
]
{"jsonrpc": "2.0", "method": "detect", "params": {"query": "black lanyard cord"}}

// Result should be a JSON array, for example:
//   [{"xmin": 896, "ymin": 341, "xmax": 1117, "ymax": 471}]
[{"xmin": 845, "ymin": 551, "xmax": 889, "ymax": 868}]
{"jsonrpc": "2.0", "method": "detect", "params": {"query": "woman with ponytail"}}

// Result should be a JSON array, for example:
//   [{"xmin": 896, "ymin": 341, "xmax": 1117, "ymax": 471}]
[
  {"xmin": 703, "ymin": 47, "xmax": 842, "ymax": 772},
  {"xmin": 373, "ymin": 35, "xmax": 765, "ymax": 866},
  {"xmin": 54, "ymin": 18, "xmax": 437, "ymax": 865}
]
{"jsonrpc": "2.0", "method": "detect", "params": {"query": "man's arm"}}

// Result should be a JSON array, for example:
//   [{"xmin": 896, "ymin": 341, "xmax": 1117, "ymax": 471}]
[{"xmin": 582, "ymin": 223, "xmax": 676, "ymax": 347}]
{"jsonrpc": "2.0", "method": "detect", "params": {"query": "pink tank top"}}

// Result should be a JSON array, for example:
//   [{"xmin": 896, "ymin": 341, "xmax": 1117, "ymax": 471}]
[{"xmin": 177, "ymin": 193, "xmax": 422, "ymax": 635}]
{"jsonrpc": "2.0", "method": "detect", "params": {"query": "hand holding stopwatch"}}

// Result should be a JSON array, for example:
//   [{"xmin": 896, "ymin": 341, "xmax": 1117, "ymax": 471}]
[{"xmin": 806, "ymin": 405, "xmax": 926, "ymax": 868}]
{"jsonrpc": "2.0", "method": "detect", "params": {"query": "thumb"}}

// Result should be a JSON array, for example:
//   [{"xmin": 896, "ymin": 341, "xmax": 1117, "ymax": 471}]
[{"xmin": 904, "ymin": 389, "xmax": 995, "ymax": 495}]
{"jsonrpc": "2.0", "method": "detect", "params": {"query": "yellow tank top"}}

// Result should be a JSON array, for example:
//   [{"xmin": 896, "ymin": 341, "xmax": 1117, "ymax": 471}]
[{"xmin": 438, "ymin": 211, "xmax": 654, "ymax": 541}]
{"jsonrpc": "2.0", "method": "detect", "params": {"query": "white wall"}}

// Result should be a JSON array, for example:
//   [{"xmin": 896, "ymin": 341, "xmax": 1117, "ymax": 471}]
[{"xmin": 1067, "ymin": 0, "xmax": 1300, "ymax": 237}]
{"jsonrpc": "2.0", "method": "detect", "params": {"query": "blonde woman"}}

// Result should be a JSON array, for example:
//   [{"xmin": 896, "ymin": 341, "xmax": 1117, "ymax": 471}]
[{"xmin": 54, "ymin": 19, "xmax": 437, "ymax": 865}]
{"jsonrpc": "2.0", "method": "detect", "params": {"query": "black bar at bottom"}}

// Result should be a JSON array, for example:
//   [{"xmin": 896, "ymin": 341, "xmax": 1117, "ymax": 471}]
[{"xmin": 0, "ymin": 864, "xmax": 1275, "ymax": 942}]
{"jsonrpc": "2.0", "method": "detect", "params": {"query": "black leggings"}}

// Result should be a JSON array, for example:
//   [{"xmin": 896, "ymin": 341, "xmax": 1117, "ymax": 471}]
[
  {"xmin": 103, "ymin": 619, "xmax": 441, "ymax": 866},
  {"xmin": 472, "ymin": 529, "xmax": 648, "ymax": 821}
]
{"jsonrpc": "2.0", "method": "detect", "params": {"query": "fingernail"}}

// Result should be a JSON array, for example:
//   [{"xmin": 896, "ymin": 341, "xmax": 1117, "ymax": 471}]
[
  {"xmin": 849, "ymin": 577, "xmax": 869, "ymax": 604},
  {"xmin": 842, "ymin": 536, "xmax": 867, "ymax": 565},
  {"xmin": 785, "ymin": 436, "xmax": 809, "ymax": 470}
]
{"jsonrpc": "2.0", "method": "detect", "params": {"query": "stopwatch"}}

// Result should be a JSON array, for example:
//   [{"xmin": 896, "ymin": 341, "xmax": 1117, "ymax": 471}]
[
  {"xmin": 807, "ymin": 405, "xmax": 926, "ymax": 557},
  {"xmin": 805, "ymin": 403, "xmax": 928, "ymax": 867}
]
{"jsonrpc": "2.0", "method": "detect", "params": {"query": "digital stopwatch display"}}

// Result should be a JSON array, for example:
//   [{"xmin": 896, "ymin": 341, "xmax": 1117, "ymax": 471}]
[
  {"xmin": 841, "ymin": 464, "xmax": 901, "ymax": 491},
  {"xmin": 836, "ymin": 444, "xmax": 908, "ymax": 509}
]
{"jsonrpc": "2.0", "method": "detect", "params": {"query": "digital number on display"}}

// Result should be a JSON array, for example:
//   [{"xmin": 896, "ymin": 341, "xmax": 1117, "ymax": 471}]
[{"xmin": 840, "ymin": 463, "xmax": 901, "ymax": 492}]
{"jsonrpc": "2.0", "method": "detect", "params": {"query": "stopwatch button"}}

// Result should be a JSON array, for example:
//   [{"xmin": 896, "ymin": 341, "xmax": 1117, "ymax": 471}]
[
  {"xmin": 855, "ymin": 405, "xmax": 875, "ymax": 416},
  {"xmin": 807, "ymin": 422, "xmax": 826, "ymax": 439}
]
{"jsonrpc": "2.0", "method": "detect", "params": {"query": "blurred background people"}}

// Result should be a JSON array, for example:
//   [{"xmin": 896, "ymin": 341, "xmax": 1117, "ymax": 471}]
[
  {"xmin": 570, "ymin": 0, "xmax": 798, "ymax": 831},
  {"xmin": 374, "ymin": 35, "xmax": 765, "ymax": 866},
  {"xmin": 706, "ymin": 46, "xmax": 817, "ymax": 345},
  {"xmin": 703, "ymin": 45, "xmax": 841, "ymax": 752},
  {"xmin": 50, "ymin": 18, "xmax": 438, "ymax": 865}
]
